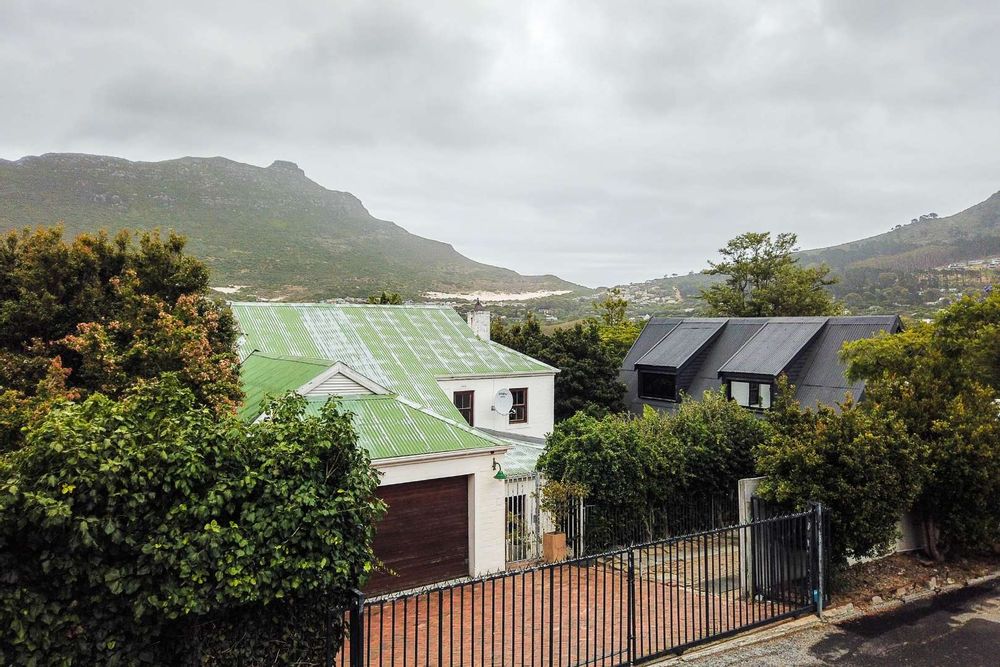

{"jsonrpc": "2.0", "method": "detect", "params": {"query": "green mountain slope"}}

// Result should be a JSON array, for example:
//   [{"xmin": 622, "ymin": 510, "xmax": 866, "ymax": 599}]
[
  {"xmin": 0, "ymin": 153, "xmax": 580, "ymax": 300},
  {"xmin": 798, "ymin": 190, "xmax": 1000, "ymax": 272}
]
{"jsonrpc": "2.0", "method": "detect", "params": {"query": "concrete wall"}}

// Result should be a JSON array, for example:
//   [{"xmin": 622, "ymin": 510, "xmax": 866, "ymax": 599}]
[
  {"xmin": 437, "ymin": 373, "xmax": 555, "ymax": 439},
  {"xmin": 376, "ymin": 450, "xmax": 507, "ymax": 577}
]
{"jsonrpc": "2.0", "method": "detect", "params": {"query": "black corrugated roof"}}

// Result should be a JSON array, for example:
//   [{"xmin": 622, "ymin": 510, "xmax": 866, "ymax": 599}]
[
  {"xmin": 635, "ymin": 319, "xmax": 726, "ymax": 371},
  {"xmin": 621, "ymin": 317, "xmax": 682, "ymax": 368},
  {"xmin": 718, "ymin": 318, "xmax": 826, "ymax": 377},
  {"xmin": 794, "ymin": 316, "xmax": 900, "ymax": 408},
  {"xmin": 624, "ymin": 315, "xmax": 901, "ymax": 410}
]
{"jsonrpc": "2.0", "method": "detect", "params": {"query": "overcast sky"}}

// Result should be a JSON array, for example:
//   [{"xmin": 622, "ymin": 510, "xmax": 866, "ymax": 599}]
[{"xmin": 2, "ymin": 1, "xmax": 999, "ymax": 287}]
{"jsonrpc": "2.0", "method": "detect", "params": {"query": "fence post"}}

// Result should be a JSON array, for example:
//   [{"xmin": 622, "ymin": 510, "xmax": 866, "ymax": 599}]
[
  {"xmin": 349, "ymin": 588, "xmax": 365, "ymax": 667},
  {"xmin": 627, "ymin": 549, "xmax": 636, "ymax": 665},
  {"xmin": 548, "ymin": 566, "xmax": 555, "ymax": 667},
  {"xmin": 814, "ymin": 503, "xmax": 825, "ymax": 618}
]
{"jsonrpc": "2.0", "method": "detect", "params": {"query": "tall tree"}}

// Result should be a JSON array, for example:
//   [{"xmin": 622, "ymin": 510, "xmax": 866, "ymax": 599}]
[
  {"xmin": 0, "ymin": 226, "xmax": 241, "ymax": 450},
  {"xmin": 492, "ymin": 315, "xmax": 625, "ymax": 420},
  {"xmin": 593, "ymin": 288, "xmax": 642, "ymax": 368},
  {"xmin": 699, "ymin": 232, "xmax": 840, "ymax": 316}
]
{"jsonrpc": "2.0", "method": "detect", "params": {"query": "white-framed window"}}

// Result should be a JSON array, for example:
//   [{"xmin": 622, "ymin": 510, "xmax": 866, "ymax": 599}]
[{"xmin": 728, "ymin": 380, "xmax": 772, "ymax": 409}]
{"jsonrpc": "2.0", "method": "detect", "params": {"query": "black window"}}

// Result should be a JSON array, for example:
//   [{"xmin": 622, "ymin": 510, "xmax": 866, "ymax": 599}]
[
  {"xmin": 638, "ymin": 371, "xmax": 677, "ymax": 401},
  {"xmin": 749, "ymin": 381, "xmax": 760, "ymax": 407},
  {"xmin": 510, "ymin": 387, "xmax": 528, "ymax": 423},
  {"xmin": 453, "ymin": 390, "xmax": 474, "ymax": 426}
]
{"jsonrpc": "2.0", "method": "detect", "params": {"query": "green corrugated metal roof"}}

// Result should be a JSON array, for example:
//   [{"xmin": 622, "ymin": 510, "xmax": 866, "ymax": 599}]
[
  {"xmin": 500, "ymin": 439, "xmax": 545, "ymax": 477},
  {"xmin": 238, "ymin": 353, "xmax": 333, "ymax": 421},
  {"xmin": 303, "ymin": 394, "xmax": 503, "ymax": 459},
  {"xmin": 231, "ymin": 303, "xmax": 556, "ymax": 420}
]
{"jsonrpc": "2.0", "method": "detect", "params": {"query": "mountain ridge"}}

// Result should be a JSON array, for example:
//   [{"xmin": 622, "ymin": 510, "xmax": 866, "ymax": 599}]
[{"xmin": 0, "ymin": 153, "xmax": 580, "ymax": 301}]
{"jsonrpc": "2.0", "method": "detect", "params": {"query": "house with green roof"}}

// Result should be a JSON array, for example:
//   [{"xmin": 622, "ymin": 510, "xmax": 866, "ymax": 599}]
[{"xmin": 233, "ymin": 302, "xmax": 558, "ymax": 592}]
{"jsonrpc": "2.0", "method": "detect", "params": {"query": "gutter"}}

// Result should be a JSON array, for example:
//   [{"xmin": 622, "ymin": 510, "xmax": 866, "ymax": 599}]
[{"xmin": 373, "ymin": 445, "xmax": 510, "ymax": 469}]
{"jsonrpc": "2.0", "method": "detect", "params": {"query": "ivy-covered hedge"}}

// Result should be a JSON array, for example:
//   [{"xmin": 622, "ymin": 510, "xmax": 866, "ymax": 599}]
[{"xmin": 0, "ymin": 376, "xmax": 384, "ymax": 665}]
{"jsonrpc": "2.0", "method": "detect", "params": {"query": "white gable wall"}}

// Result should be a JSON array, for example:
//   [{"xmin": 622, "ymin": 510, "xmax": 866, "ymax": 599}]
[
  {"xmin": 436, "ymin": 373, "xmax": 555, "ymax": 439},
  {"xmin": 304, "ymin": 372, "xmax": 372, "ymax": 396}
]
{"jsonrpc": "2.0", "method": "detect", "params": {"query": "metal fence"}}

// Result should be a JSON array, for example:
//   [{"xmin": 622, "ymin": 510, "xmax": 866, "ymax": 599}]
[
  {"xmin": 333, "ymin": 505, "xmax": 826, "ymax": 666},
  {"xmin": 581, "ymin": 493, "xmax": 740, "ymax": 556}
]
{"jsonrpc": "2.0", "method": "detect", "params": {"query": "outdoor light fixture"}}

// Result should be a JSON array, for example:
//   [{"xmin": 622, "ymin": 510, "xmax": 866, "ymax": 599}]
[{"xmin": 492, "ymin": 457, "xmax": 507, "ymax": 480}]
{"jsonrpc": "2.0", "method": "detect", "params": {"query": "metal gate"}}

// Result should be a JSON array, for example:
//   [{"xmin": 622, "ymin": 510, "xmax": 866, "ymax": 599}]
[{"xmin": 334, "ymin": 505, "xmax": 827, "ymax": 666}]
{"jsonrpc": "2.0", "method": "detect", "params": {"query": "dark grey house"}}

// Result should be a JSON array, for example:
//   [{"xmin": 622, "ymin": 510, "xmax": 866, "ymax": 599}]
[{"xmin": 620, "ymin": 316, "xmax": 902, "ymax": 414}]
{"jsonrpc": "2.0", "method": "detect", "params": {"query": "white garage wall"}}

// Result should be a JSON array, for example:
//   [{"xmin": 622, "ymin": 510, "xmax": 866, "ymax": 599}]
[
  {"xmin": 437, "ymin": 373, "xmax": 556, "ymax": 439},
  {"xmin": 376, "ymin": 449, "xmax": 507, "ymax": 577}
]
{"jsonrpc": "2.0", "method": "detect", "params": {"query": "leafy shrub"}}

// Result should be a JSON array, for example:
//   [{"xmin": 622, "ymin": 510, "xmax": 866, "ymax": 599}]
[
  {"xmin": 756, "ymin": 383, "xmax": 927, "ymax": 565},
  {"xmin": 0, "ymin": 226, "xmax": 241, "ymax": 451},
  {"xmin": 844, "ymin": 291, "xmax": 1000, "ymax": 558},
  {"xmin": 539, "ymin": 391, "xmax": 766, "ymax": 543},
  {"xmin": 0, "ymin": 376, "xmax": 384, "ymax": 665}
]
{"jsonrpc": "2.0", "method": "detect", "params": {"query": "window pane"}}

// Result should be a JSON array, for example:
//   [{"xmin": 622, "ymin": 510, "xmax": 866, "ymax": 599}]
[
  {"xmin": 453, "ymin": 391, "xmax": 474, "ymax": 426},
  {"xmin": 759, "ymin": 383, "xmax": 772, "ymax": 409},
  {"xmin": 510, "ymin": 387, "xmax": 528, "ymax": 423},
  {"xmin": 730, "ymin": 381, "xmax": 750, "ymax": 406},
  {"xmin": 638, "ymin": 372, "xmax": 676, "ymax": 401}
]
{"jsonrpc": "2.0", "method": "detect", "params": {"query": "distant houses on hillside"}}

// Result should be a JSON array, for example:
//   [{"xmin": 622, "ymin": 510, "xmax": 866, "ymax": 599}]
[{"xmin": 621, "ymin": 316, "xmax": 901, "ymax": 414}]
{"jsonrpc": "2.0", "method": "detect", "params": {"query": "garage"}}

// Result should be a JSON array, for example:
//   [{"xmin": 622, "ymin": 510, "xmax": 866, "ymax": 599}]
[{"xmin": 367, "ymin": 475, "xmax": 470, "ymax": 594}]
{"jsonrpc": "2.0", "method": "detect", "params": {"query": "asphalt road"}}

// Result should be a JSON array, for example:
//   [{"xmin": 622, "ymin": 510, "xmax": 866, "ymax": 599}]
[{"xmin": 683, "ymin": 579, "xmax": 1000, "ymax": 666}]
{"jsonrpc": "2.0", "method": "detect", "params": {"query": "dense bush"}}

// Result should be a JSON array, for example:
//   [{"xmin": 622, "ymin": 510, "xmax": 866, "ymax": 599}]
[
  {"xmin": 0, "ymin": 226, "xmax": 241, "ymax": 451},
  {"xmin": 0, "ymin": 377, "xmax": 384, "ymax": 666},
  {"xmin": 539, "ymin": 390, "xmax": 767, "ymax": 521},
  {"xmin": 755, "ymin": 382, "xmax": 927, "ymax": 565},
  {"xmin": 844, "ymin": 291, "xmax": 1000, "ymax": 558}
]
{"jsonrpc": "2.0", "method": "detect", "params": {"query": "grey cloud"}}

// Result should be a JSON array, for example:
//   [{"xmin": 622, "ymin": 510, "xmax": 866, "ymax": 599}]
[{"xmin": 1, "ymin": 0, "xmax": 1000, "ymax": 286}]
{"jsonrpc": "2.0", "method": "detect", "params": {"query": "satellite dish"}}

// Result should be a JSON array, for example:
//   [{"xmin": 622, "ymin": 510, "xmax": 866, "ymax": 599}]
[{"xmin": 493, "ymin": 388, "xmax": 514, "ymax": 416}]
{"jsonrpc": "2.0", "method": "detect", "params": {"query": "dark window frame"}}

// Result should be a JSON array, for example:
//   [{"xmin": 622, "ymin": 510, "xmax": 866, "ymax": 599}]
[
  {"xmin": 509, "ymin": 387, "xmax": 528, "ymax": 423},
  {"xmin": 453, "ymin": 390, "xmax": 474, "ymax": 426},
  {"xmin": 637, "ymin": 370, "xmax": 678, "ymax": 402}
]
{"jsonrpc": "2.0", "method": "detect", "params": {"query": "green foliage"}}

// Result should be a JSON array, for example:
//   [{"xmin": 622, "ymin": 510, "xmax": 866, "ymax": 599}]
[
  {"xmin": 493, "ymin": 316, "xmax": 625, "ymax": 421},
  {"xmin": 367, "ymin": 291, "xmax": 403, "ymax": 305},
  {"xmin": 539, "ymin": 390, "xmax": 767, "ymax": 519},
  {"xmin": 0, "ymin": 376, "xmax": 385, "ymax": 665},
  {"xmin": 539, "ymin": 411, "xmax": 675, "ymax": 516},
  {"xmin": 539, "ymin": 480, "xmax": 587, "ymax": 533},
  {"xmin": 594, "ymin": 288, "xmax": 629, "ymax": 326},
  {"xmin": 843, "ymin": 291, "xmax": 1000, "ymax": 557},
  {"xmin": 756, "ymin": 379, "xmax": 927, "ymax": 565},
  {"xmin": 0, "ymin": 226, "xmax": 241, "ymax": 450},
  {"xmin": 700, "ymin": 232, "xmax": 840, "ymax": 317},
  {"xmin": 667, "ymin": 389, "xmax": 772, "ymax": 500},
  {"xmin": 592, "ymin": 288, "xmax": 643, "ymax": 366}
]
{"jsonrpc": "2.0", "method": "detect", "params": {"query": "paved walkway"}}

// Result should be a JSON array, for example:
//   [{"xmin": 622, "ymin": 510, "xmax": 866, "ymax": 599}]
[{"xmin": 681, "ymin": 579, "xmax": 1000, "ymax": 666}]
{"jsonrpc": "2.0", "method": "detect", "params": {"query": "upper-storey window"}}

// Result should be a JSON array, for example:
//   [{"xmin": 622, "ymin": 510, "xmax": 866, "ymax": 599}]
[
  {"xmin": 728, "ymin": 380, "xmax": 772, "ymax": 409},
  {"xmin": 453, "ymin": 390, "xmax": 474, "ymax": 426},
  {"xmin": 509, "ymin": 387, "xmax": 528, "ymax": 423},
  {"xmin": 638, "ymin": 370, "xmax": 677, "ymax": 402}
]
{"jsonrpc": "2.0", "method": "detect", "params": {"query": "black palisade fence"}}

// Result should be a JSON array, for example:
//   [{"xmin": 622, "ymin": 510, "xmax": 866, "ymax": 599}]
[{"xmin": 332, "ymin": 504, "xmax": 828, "ymax": 666}]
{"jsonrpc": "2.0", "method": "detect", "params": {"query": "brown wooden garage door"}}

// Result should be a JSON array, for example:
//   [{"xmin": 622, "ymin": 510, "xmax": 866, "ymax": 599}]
[{"xmin": 367, "ymin": 476, "xmax": 469, "ymax": 594}]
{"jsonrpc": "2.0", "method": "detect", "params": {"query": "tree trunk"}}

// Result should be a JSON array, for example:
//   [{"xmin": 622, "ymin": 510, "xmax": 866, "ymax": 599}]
[{"xmin": 924, "ymin": 516, "xmax": 944, "ymax": 562}]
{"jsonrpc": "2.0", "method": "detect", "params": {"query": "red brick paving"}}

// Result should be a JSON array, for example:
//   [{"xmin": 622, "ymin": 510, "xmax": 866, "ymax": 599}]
[{"xmin": 337, "ymin": 538, "xmax": 802, "ymax": 666}]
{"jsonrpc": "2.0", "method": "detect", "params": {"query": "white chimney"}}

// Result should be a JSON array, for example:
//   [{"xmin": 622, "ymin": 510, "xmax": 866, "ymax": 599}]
[{"xmin": 467, "ymin": 298, "xmax": 491, "ymax": 341}]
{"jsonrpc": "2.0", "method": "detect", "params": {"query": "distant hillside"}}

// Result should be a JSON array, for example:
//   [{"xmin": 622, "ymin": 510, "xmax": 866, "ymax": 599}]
[
  {"xmin": 0, "ymin": 153, "xmax": 580, "ymax": 301},
  {"xmin": 798, "ymin": 190, "xmax": 1000, "ymax": 272},
  {"xmin": 611, "ymin": 188, "xmax": 1000, "ymax": 318}
]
